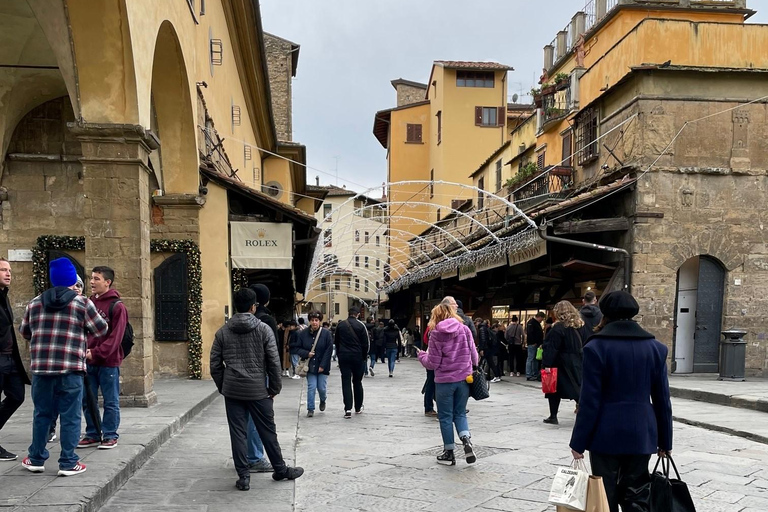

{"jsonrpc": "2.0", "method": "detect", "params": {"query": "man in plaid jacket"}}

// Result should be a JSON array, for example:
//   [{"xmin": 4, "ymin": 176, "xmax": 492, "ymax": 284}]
[{"xmin": 19, "ymin": 258, "xmax": 107, "ymax": 476}]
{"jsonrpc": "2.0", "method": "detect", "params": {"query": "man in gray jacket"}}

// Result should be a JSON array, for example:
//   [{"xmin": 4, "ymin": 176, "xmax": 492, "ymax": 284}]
[{"xmin": 210, "ymin": 288, "xmax": 303, "ymax": 491}]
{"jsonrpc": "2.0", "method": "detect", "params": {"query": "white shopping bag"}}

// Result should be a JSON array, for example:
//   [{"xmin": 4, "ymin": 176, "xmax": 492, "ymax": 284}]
[{"xmin": 548, "ymin": 459, "xmax": 589, "ymax": 511}]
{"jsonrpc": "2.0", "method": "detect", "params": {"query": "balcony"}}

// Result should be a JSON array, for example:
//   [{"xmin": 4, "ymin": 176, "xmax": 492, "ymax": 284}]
[{"xmin": 512, "ymin": 166, "xmax": 574, "ymax": 210}]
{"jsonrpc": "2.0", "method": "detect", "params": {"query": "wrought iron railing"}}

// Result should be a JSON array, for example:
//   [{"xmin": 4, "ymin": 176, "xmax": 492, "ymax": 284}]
[
  {"xmin": 512, "ymin": 167, "xmax": 574, "ymax": 208},
  {"xmin": 542, "ymin": 84, "xmax": 571, "ymax": 123}
]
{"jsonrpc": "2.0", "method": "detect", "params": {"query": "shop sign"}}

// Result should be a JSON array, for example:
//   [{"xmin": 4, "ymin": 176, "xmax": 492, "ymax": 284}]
[
  {"xmin": 230, "ymin": 221, "xmax": 292, "ymax": 269},
  {"xmin": 508, "ymin": 240, "xmax": 547, "ymax": 267},
  {"xmin": 458, "ymin": 264, "xmax": 477, "ymax": 281}
]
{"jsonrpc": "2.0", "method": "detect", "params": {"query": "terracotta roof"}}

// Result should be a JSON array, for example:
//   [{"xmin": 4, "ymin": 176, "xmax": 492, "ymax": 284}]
[
  {"xmin": 434, "ymin": 61, "xmax": 513, "ymax": 71},
  {"xmin": 314, "ymin": 184, "xmax": 356, "ymax": 197}
]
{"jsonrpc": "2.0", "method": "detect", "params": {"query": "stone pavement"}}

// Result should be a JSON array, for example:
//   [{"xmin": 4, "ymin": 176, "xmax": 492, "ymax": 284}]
[
  {"xmin": 100, "ymin": 359, "xmax": 768, "ymax": 512},
  {"xmin": 0, "ymin": 379, "xmax": 218, "ymax": 512},
  {"xmin": 668, "ymin": 374, "xmax": 768, "ymax": 412}
]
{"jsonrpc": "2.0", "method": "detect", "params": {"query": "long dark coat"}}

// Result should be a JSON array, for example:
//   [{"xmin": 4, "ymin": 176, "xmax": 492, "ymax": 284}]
[{"xmin": 542, "ymin": 322, "xmax": 583, "ymax": 401}]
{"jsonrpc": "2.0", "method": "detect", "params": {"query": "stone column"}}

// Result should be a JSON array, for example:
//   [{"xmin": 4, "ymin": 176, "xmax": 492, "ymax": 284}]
[{"xmin": 69, "ymin": 122, "xmax": 159, "ymax": 407}]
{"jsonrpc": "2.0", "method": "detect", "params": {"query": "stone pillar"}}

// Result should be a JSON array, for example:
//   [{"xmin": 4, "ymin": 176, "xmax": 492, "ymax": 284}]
[
  {"xmin": 556, "ymin": 31, "xmax": 568, "ymax": 60},
  {"xmin": 571, "ymin": 12, "xmax": 586, "ymax": 45},
  {"xmin": 543, "ymin": 45, "xmax": 554, "ymax": 71},
  {"xmin": 69, "ymin": 122, "xmax": 159, "ymax": 407},
  {"xmin": 596, "ymin": 0, "xmax": 607, "ymax": 19}
]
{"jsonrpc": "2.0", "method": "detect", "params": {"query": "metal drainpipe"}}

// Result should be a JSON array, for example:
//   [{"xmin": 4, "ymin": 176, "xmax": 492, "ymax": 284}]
[{"xmin": 538, "ymin": 223, "xmax": 631, "ymax": 291}]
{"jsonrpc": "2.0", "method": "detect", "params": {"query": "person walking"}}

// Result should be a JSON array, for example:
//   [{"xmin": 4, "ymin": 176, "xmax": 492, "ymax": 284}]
[
  {"xmin": 0, "ymin": 258, "xmax": 30, "ymax": 461},
  {"xmin": 78, "ymin": 266, "xmax": 128, "ymax": 450},
  {"xmin": 382, "ymin": 320, "xmax": 400, "ymax": 378},
  {"xmin": 570, "ymin": 291, "xmax": 673, "ymax": 512},
  {"xmin": 579, "ymin": 291, "xmax": 602, "ymax": 344},
  {"xmin": 288, "ymin": 321, "xmax": 303, "ymax": 380},
  {"xmin": 364, "ymin": 317, "xmax": 376, "ymax": 376},
  {"xmin": 477, "ymin": 319, "xmax": 498, "ymax": 382},
  {"xmin": 210, "ymin": 288, "xmax": 303, "ymax": 491},
  {"xmin": 422, "ymin": 326, "xmax": 436, "ymax": 417},
  {"xmin": 525, "ymin": 312, "xmax": 546, "ymax": 381},
  {"xmin": 19, "ymin": 258, "xmax": 108, "ymax": 476},
  {"xmin": 416, "ymin": 299, "xmax": 478, "ymax": 466},
  {"xmin": 541, "ymin": 301, "xmax": 584, "ymax": 425},
  {"xmin": 505, "ymin": 316, "xmax": 525, "ymax": 377},
  {"xmin": 373, "ymin": 320, "xmax": 386, "ymax": 364},
  {"xmin": 334, "ymin": 307, "xmax": 369, "ymax": 418},
  {"xmin": 493, "ymin": 323, "xmax": 506, "ymax": 380},
  {"xmin": 293, "ymin": 311, "xmax": 333, "ymax": 417}
]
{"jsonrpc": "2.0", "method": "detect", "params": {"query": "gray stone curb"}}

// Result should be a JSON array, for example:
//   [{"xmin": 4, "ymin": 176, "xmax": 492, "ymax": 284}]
[{"xmin": 669, "ymin": 387, "xmax": 768, "ymax": 413}]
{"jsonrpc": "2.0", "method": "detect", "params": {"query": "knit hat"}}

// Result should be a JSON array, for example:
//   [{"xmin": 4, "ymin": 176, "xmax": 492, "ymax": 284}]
[
  {"xmin": 249, "ymin": 283, "xmax": 271, "ymax": 306},
  {"xmin": 599, "ymin": 291, "xmax": 640, "ymax": 320},
  {"xmin": 49, "ymin": 258, "xmax": 78, "ymax": 287},
  {"xmin": 75, "ymin": 275, "xmax": 84, "ymax": 290}
]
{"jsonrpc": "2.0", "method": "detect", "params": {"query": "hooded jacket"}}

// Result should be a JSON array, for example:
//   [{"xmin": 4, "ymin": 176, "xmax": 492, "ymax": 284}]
[
  {"xmin": 418, "ymin": 318, "xmax": 478, "ymax": 383},
  {"xmin": 20, "ymin": 287, "xmax": 107, "ymax": 375},
  {"xmin": 210, "ymin": 313, "xmax": 282, "ymax": 400},
  {"xmin": 579, "ymin": 304, "xmax": 603, "ymax": 343},
  {"xmin": 88, "ymin": 289, "xmax": 128, "ymax": 367}
]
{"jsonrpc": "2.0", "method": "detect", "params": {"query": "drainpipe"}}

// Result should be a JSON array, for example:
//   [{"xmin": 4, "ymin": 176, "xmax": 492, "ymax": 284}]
[{"xmin": 538, "ymin": 222, "xmax": 631, "ymax": 291}]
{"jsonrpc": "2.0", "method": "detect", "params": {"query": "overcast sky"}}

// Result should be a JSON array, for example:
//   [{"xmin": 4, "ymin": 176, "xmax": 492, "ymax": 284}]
[{"xmin": 260, "ymin": 1, "xmax": 768, "ymax": 196}]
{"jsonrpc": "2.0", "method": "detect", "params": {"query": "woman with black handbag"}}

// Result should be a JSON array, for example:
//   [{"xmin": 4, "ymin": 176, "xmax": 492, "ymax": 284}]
[
  {"xmin": 569, "ymin": 291, "xmax": 673, "ymax": 512},
  {"xmin": 541, "ymin": 301, "xmax": 584, "ymax": 425},
  {"xmin": 416, "ymin": 298, "xmax": 478, "ymax": 466}
]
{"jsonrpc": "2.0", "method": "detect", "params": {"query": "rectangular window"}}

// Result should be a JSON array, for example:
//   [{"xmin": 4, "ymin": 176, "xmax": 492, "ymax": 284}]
[
  {"xmin": 576, "ymin": 107, "xmax": 599, "ymax": 165},
  {"xmin": 477, "ymin": 177, "xmax": 485, "ymax": 210},
  {"xmin": 456, "ymin": 70, "xmax": 494, "ymax": 88},
  {"xmin": 436, "ymin": 111, "xmax": 442, "ymax": 144},
  {"xmin": 495, "ymin": 160, "xmax": 502, "ymax": 191},
  {"xmin": 355, "ymin": 256, "xmax": 360, "ymax": 267},
  {"xmin": 324, "ymin": 229, "xmax": 332, "ymax": 247},
  {"xmin": 365, "ymin": 256, "xmax": 369, "ymax": 268},
  {"xmin": 436, "ymin": 208, "xmax": 441, "ymax": 222},
  {"xmin": 364, "ymin": 232, "xmax": 369, "ymax": 244},
  {"xmin": 475, "ymin": 106, "xmax": 504, "ymax": 127},
  {"xmin": 354, "ymin": 230, "xmax": 360, "ymax": 242},
  {"xmin": 323, "ymin": 204, "xmax": 332, "ymax": 220},
  {"xmin": 320, "ymin": 277, "xmax": 327, "ymax": 291},
  {"xmin": 354, "ymin": 278, "xmax": 360, "ymax": 291},
  {"xmin": 430, "ymin": 169, "xmax": 434, "ymax": 198},
  {"xmin": 365, "ymin": 280, "xmax": 369, "ymax": 293},
  {"xmin": 334, "ymin": 303, "xmax": 340, "ymax": 315},
  {"xmin": 562, "ymin": 131, "xmax": 573, "ymax": 167},
  {"xmin": 406, "ymin": 123, "xmax": 422, "ymax": 143},
  {"xmin": 376, "ymin": 258, "xmax": 380, "ymax": 270},
  {"xmin": 537, "ymin": 152, "xmax": 546, "ymax": 171},
  {"xmin": 334, "ymin": 279, "xmax": 340, "ymax": 291},
  {"xmin": 375, "ymin": 236, "xmax": 380, "ymax": 247}
]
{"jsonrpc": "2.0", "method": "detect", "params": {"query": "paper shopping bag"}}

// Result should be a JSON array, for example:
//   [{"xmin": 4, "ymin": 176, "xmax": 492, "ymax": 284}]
[
  {"xmin": 549, "ymin": 459, "xmax": 588, "ymax": 511},
  {"xmin": 585, "ymin": 475, "xmax": 610, "ymax": 512}
]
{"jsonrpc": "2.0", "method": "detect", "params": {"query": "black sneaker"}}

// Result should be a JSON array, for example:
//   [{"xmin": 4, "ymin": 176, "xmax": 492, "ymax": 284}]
[
  {"xmin": 319, "ymin": 401, "xmax": 326, "ymax": 412},
  {"xmin": 436, "ymin": 450, "xmax": 455, "ymax": 466},
  {"xmin": 272, "ymin": 466, "xmax": 304, "ymax": 481},
  {"xmin": 0, "ymin": 446, "xmax": 17, "ymax": 461},
  {"xmin": 236, "ymin": 475, "xmax": 250, "ymax": 491},
  {"xmin": 389, "ymin": 374, "xmax": 393, "ymax": 378},
  {"xmin": 461, "ymin": 436, "xmax": 476, "ymax": 464},
  {"xmin": 344, "ymin": 410, "xmax": 352, "ymax": 419},
  {"xmin": 306, "ymin": 410, "xmax": 314, "ymax": 418},
  {"xmin": 369, "ymin": 367, "xmax": 375, "ymax": 377},
  {"xmin": 543, "ymin": 416, "xmax": 559, "ymax": 425}
]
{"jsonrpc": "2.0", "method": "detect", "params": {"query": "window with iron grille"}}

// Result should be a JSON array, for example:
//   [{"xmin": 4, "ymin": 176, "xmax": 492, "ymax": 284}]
[
  {"xmin": 323, "ymin": 204, "xmax": 332, "ymax": 220},
  {"xmin": 456, "ymin": 70, "xmax": 494, "ymax": 88},
  {"xmin": 495, "ymin": 160, "xmax": 502, "ymax": 191},
  {"xmin": 406, "ymin": 123, "xmax": 422, "ymax": 143},
  {"xmin": 154, "ymin": 254, "xmax": 188, "ymax": 341},
  {"xmin": 575, "ymin": 107, "xmax": 599, "ymax": 165},
  {"xmin": 562, "ymin": 131, "xmax": 573, "ymax": 167}
]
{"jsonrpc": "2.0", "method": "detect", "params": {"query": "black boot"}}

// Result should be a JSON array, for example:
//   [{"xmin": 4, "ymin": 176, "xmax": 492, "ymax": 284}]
[
  {"xmin": 543, "ymin": 416, "xmax": 559, "ymax": 425},
  {"xmin": 460, "ymin": 436, "xmax": 476, "ymax": 464},
  {"xmin": 437, "ymin": 449, "xmax": 455, "ymax": 466},
  {"xmin": 236, "ymin": 475, "xmax": 250, "ymax": 491}
]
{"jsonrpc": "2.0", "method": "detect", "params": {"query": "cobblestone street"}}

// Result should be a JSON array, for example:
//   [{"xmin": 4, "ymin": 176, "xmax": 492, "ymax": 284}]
[{"xmin": 96, "ymin": 359, "xmax": 768, "ymax": 512}]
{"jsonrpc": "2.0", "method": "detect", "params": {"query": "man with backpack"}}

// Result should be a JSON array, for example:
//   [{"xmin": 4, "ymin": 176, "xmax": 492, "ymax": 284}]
[{"xmin": 78, "ymin": 266, "xmax": 129, "ymax": 450}]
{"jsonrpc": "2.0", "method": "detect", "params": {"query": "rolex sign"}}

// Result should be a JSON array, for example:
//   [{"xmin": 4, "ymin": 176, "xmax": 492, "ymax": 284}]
[{"xmin": 230, "ymin": 221, "xmax": 292, "ymax": 269}]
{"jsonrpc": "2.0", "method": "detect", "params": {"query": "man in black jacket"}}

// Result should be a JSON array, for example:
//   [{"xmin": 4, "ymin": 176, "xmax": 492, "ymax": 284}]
[
  {"xmin": 210, "ymin": 288, "xmax": 303, "ymax": 491},
  {"xmin": 334, "ymin": 307, "xmax": 369, "ymax": 418},
  {"xmin": 0, "ymin": 258, "xmax": 29, "ymax": 461},
  {"xmin": 580, "ymin": 291, "xmax": 603, "ymax": 344},
  {"xmin": 526, "ymin": 312, "xmax": 546, "ymax": 381}
]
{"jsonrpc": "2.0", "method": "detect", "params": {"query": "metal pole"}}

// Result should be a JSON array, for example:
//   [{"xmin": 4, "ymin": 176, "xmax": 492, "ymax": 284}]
[{"xmin": 538, "ymin": 223, "xmax": 631, "ymax": 291}]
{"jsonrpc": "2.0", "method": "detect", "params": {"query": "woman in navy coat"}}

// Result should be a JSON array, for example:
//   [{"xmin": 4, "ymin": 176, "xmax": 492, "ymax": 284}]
[
  {"xmin": 569, "ymin": 291, "xmax": 673, "ymax": 512},
  {"xmin": 293, "ymin": 311, "xmax": 334, "ymax": 417}
]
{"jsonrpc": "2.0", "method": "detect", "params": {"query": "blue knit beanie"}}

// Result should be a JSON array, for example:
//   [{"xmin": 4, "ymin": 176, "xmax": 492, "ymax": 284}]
[{"xmin": 50, "ymin": 258, "xmax": 77, "ymax": 287}]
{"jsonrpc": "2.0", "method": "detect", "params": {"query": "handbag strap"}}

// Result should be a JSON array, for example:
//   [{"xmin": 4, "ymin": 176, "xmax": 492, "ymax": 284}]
[
  {"xmin": 344, "ymin": 320, "xmax": 361, "ymax": 345},
  {"xmin": 309, "ymin": 328, "xmax": 322, "ymax": 354}
]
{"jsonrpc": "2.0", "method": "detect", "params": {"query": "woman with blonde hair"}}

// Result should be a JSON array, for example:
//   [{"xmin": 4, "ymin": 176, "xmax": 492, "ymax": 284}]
[
  {"xmin": 417, "ymin": 298, "xmax": 478, "ymax": 466},
  {"xmin": 542, "ymin": 300, "xmax": 584, "ymax": 425}
]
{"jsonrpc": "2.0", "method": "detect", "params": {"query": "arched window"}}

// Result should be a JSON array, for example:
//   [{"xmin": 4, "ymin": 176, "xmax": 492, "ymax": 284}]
[
  {"xmin": 47, "ymin": 251, "xmax": 85, "ymax": 288},
  {"xmin": 154, "ymin": 254, "xmax": 188, "ymax": 341}
]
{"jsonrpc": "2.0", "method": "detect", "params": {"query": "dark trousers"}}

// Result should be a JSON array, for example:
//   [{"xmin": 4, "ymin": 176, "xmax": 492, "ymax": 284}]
[
  {"xmin": 0, "ymin": 355, "xmax": 24, "ymax": 432},
  {"xmin": 590, "ymin": 453, "xmax": 651, "ymax": 512},
  {"xmin": 424, "ymin": 369, "xmax": 435, "ymax": 412},
  {"xmin": 548, "ymin": 396, "xmax": 561, "ymax": 417},
  {"xmin": 338, "ymin": 356, "xmax": 365, "ymax": 412},
  {"xmin": 509, "ymin": 344, "xmax": 526, "ymax": 374},
  {"xmin": 224, "ymin": 397, "xmax": 286, "ymax": 478}
]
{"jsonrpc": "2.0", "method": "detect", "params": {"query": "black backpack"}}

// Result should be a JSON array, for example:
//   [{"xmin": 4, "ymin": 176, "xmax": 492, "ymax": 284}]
[{"xmin": 108, "ymin": 299, "xmax": 135, "ymax": 357}]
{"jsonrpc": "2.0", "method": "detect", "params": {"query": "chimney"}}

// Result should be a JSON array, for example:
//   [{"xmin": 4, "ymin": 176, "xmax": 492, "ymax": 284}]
[
  {"xmin": 543, "ymin": 45, "xmax": 554, "ymax": 71},
  {"xmin": 315, "ymin": 176, "xmax": 320, "ymax": 186}
]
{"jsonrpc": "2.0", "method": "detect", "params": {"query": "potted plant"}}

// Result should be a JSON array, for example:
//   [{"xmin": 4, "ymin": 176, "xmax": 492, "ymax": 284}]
[
  {"xmin": 554, "ymin": 72, "xmax": 570, "ymax": 90},
  {"xmin": 530, "ymin": 87, "xmax": 542, "ymax": 107},
  {"xmin": 541, "ymin": 82, "xmax": 556, "ymax": 96}
]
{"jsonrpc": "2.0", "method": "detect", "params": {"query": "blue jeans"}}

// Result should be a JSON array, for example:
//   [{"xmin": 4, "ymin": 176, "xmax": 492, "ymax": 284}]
[
  {"xmin": 247, "ymin": 416, "xmax": 264, "ymax": 464},
  {"xmin": 435, "ymin": 380, "xmax": 470, "ymax": 450},
  {"xmin": 84, "ymin": 365, "xmax": 120, "ymax": 440},
  {"xmin": 526, "ymin": 345, "xmax": 540, "ymax": 378},
  {"xmin": 306, "ymin": 373, "xmax": 328, "ymax": 411},
  {"xmin": 369, "ymin": 353, "xmax": 377, "ymax": 370},
  {"xmin": 29, "ymin": 373, "xmax": 83, "ymax": 469},
  {"xmin": 387, "ymin": 348, "xmax": 398, "ymax": 374},
  {"xmin": 291, "ymin": 353, "xmax": 300, "ymax": 372}
]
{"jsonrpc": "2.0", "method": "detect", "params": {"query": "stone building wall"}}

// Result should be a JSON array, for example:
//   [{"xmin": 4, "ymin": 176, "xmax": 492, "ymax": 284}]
[
  {"xmin": 395, "ymin": 84, "xmax": 427, "ymax": 107},
  {"xmin": 264, "ymin": 34, "xmax": 293, "ymax": 141},
  {"xmin": 630, "ymin": 98, "xmax": 768, "ymax": 375}
]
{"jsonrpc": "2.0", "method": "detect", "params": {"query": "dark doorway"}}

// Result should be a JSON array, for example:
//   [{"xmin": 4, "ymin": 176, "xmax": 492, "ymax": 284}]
[{"xmin": 693, "ymin": 256, "xmax": 725, "ymax": 373}]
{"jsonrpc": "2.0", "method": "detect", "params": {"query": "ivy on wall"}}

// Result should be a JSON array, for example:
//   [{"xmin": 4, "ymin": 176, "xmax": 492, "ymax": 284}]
[{"xmin": 31, "ymin": 235, "xmax": 204, "ymax": 380}]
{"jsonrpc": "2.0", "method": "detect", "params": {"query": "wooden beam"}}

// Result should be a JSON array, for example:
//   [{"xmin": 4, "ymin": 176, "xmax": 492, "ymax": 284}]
[{"xmin": 553, "ymin": 217, "xmax": 630, "ymax": 235}]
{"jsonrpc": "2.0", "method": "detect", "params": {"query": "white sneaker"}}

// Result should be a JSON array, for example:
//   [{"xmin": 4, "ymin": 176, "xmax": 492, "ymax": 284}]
[
  {"xmin": 291, "ymin": 375, "xmax": 301, "ymax": 380},
  {"xmin": 492, "ymin": 377, "xmax": 501, "ymax": 383}
]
